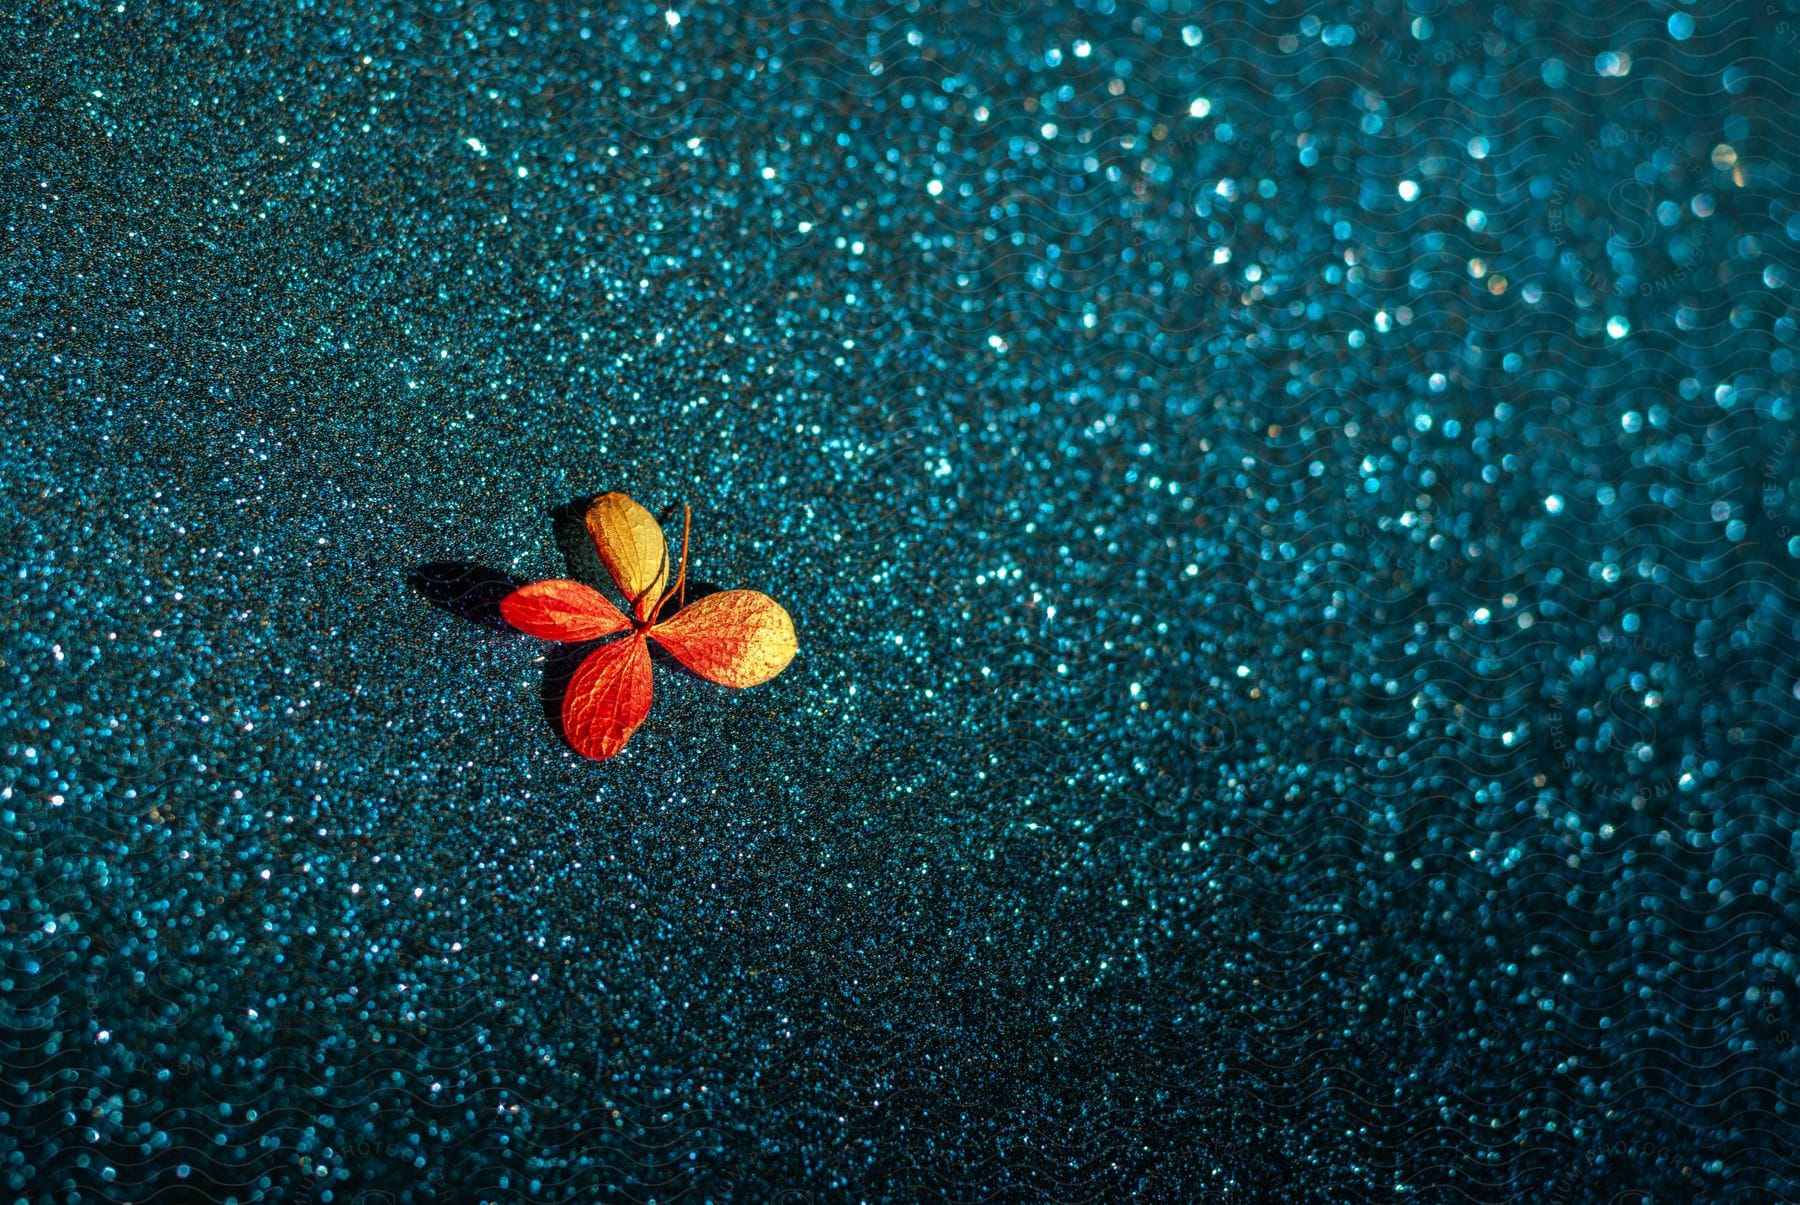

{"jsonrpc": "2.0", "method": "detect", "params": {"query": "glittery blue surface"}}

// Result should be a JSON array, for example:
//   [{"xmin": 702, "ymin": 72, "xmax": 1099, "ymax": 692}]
[{"xmin": 5, "ymin": 0, "xmax": 1800, "ymax": 1199}]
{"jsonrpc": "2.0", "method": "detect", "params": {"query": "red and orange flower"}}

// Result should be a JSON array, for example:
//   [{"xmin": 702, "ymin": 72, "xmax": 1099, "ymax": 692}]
[{"xmin": 501, "ymin": 492, "xmax": 796, "ymax": 759}]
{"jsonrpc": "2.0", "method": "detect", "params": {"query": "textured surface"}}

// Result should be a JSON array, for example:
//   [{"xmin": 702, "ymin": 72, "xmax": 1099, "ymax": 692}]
[{"xmin": 4, "ymin": 0, "xmax": 1800, "ymax": 1199}]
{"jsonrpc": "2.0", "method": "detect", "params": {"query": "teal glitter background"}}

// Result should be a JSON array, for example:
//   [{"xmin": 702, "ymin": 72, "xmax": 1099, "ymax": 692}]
[{"xmin": 4, "ymin": 0, "xmax": 1800, "ymax": 1198}]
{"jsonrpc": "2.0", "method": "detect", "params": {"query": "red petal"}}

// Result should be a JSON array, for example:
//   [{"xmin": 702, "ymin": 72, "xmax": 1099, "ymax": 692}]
[
  {"xmin": 562, "ymin": 634, "xmax": 653, "ymax": 759},
  {"xmin": 650, "ymin": 589, "xmax": 796, "ymax": 687},
  {"xmin": 500, "ymin": 580, "xmax": 631, "ymax": 642}
]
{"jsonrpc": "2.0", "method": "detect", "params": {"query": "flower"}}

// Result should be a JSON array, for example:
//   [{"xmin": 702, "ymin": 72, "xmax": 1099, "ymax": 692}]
[{"xmin": 499, "ymin": 492, "xmax": 796, "ymax": 759}]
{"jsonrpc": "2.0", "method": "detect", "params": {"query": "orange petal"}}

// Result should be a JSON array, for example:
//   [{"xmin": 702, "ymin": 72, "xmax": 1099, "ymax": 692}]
[
  {"xmin": 585, "ymin": 492, "xmax": 668, "ymax": 623},
  {"xmin": 651, "ymin": 589, "xmax": 797, "ymax": 687},
  {"xmin": 562, "ymin": 634, "xmax": 653, "ymax": 759},
  {"xmin": 500, "ymin": 580, "xmax": 631, "ymax": 642}
]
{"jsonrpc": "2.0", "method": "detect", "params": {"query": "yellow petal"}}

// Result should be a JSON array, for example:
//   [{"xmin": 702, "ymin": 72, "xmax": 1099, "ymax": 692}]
[{"xmin": 585, "ymin": 492, "xmax": 668, "ymax": 623}]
